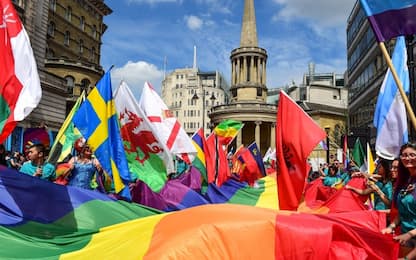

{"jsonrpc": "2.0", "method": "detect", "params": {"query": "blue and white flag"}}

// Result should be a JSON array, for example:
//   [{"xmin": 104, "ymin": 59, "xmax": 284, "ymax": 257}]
[{"xmin": 373, "ymin": 36, "xmax": 409, "ymax": 159}]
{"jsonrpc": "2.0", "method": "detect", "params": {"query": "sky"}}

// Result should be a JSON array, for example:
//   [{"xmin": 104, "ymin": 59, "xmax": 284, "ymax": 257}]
[{"xmin": 101, "ymin": 0, "xmax": 357, "ymax": 98}]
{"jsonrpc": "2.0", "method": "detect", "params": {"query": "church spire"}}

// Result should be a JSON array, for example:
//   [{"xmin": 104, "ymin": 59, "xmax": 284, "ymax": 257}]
[{"xmin": 240, "ymin": 0, "xmax": 258, "ymax": 47}]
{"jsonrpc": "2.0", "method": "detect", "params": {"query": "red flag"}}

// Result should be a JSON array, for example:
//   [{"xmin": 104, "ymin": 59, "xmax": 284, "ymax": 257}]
[
  {"xmin": 0, "ymin": 0, "xmax": 41, "ymax": 143},
  {"xmin": 276, "ymin": 91, "xmax": 326, "ymax": 210},
  {"xmin": 206, "ymin": 133, "xmax": 230, "ymax": 186}
]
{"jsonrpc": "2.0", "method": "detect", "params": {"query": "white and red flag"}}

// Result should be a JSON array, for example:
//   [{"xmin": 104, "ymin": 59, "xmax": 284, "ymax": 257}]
[
  {"xmin": 276, "ymin": 91, "xmax": 326, "ymax": 210},
  {"xmin": 0, "ymin": 0, "xmax": 41, "ymax": 143},
  {"xmin": 138, "ymin": 82, "xmax": 196, "ymax": 166}
]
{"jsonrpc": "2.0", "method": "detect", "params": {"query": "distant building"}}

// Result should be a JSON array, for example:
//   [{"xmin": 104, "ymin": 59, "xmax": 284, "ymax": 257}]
[
  {"xmin": 5, "ymin": 0, "xmax": 111, "ymax": 152},
  {"xmin": 346, "ymin": 1, "xmax": 393, "ymax": 147},
  {"xmin": 161, "ymin": 68, "xmax": 229, "ymax": 136},
  {"xmin": 210, "ymin": 0, "xmax": 277, "ymax": 154}
]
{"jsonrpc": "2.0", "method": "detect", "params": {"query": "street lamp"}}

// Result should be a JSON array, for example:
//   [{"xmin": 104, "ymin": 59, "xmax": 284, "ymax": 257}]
[
  {"xmin": 325, "ymin": 126, "xmax": 330, "ymax": 163},
  {"xmin": 192, "ymin": 86, "xmax": 216, "ymax": 134}
]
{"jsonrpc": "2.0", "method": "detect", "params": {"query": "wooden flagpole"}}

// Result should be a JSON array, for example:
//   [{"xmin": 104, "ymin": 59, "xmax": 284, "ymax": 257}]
[{"xmin": 379, "ymin": 42, "xmax": 416, "ymax": 131}]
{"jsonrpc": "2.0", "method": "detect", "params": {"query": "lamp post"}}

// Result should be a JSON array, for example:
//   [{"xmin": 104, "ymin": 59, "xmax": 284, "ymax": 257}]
[
  {"xmin": 325, "ymin": 127, "xmax": 330, "ymax": 163},
  {"xmin": 192, "ymin": 85, "xmax": 216, "ymax": 135}
]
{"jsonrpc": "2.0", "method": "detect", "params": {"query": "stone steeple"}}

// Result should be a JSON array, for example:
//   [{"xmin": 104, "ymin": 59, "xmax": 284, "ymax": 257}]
[
  {"xmin": 240, "ymin": 0, "xmax": 258, "ymax": 47},
  {"xmin": 230, "ymin": 0, "xmax": 268, "ymax": 103}
]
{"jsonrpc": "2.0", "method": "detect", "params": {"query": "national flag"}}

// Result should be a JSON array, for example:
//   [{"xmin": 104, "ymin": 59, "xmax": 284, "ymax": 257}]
[
  {"xmin": 0, "ymin": 0, "xmax": 42, "ymax": 143},
  {"xmin": 47, "ymin": 92, "xmax": 84, "ymax": 164},
  {"xmin": 213, "ymin": 119, "xmax": 243, "ymax": 145},
  {"xmin": 206, "ymin": 133, "xmax": 230, "ymax": 186},
  {"xmin": 352, "ymin": 138, "xmax": 366, "ymax": 168},
  {"xmin": 373, "ymin": 36, "xmax": 409, "ymax": 159},
  {"xmin": 72, "ymin": 70, "xmax": 131, "ymax": 198},
  {"xmin": 191, "ymin": 128, "xmax": 210, "ymax": 184},
  {"xmin": 231, "ymin": 144, "xmax": 245, "ymax": 175},
  {"xmin": 139, "ymin": 82, "xmax": 196, "ymax": 164},
  {"xmin": 276, "ymin": 90, "xmax": 326, "ymax": 210},
  {"xmin": 247, "ymin": 142, "xmax": 266, "ymax": 177},
  {"xmin": 238, "ymin": 142, "xmax": 265, "ymax": 186},
  {"xmin": 359, "ymin": 0, "xmax": 416, "ymax": 42},
  {"xmin": 114, "ymin": 81, "xmax": 173, "ymax": 193}
]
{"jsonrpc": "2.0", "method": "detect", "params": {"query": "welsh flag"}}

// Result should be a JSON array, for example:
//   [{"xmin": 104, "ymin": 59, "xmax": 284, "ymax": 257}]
[
  {"xmin": 0, "ymin": 0, "xmax": 41, "ymax": 143},
  {"xmin": 114, "ymin": 81, "xmax": 173, "ymax": 192},
  {"xmin": 139, "ymin": 82, "xmax": 196, "ymax": 165}
]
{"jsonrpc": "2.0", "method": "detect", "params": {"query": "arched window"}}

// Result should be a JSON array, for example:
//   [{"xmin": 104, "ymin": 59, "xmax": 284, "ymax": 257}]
[
  {"xmin": 80, "ymin": 79, "xmax": 90, "ymax": 93},
  {"xmin": 47, "ymin": 22, "xmax": 55, "ymax": 37},
  {"xmin": 64, "ymin": 31, "xmax": 70, "ymax": 46},
  {"xmin": 65, "ymin": 76, "xmax": 75, "ymax": 94}
]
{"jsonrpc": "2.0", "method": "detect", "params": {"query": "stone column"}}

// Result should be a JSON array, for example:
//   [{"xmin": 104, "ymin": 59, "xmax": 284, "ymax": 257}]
[
  {"xmin": 243, "ymin": 56, "xmax": 248, "ymax": 82},
  {"xmin": 237, "ymin": 128, "xmax": 243, "ymax": 148},
  {"xmin": 255, "ymin": 121, "xmax": 261, "ymax": 150},
  {"xmin": 237, "ymin": 58, "xmax": 241, "ymax": 84},
  {"xmin": 270, "ymin": 123, "xmax": 276, "ymax": 149}
]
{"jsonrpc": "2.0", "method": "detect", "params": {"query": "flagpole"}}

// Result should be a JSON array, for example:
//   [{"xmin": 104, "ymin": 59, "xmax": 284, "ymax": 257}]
[{"xmin": 379, "ymin": 42, "xmax": 416, "ymax": 130}]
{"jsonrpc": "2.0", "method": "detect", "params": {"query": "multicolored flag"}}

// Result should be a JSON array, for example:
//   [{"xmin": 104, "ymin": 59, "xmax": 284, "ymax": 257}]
[
  {"xmin": 47, "ymin": 92, "xmax": 84, "ymax": 164},
  {"xmin": 213, "ymin": 119, "xmax": 243, "ymax": 146},
  {"xmin": 0, "ymin": 0, "xmax": 42, "ymax": 143},
  {"xmin": 115, "ymin": 81, "xmax": 173, "ymax": 192},
  {"xmin": 276, "ymin": 90, "xmax": 326, "ymax": 210},
  {"xmin": 72, "ymin": 70, "xmax": 131, "ymax": 198},
  {"xmin": 373, "ymin": 36, "xmax": 409, "ymax": 159},
  {"xmin": 139, "ymin": 82, "xmax": 196, "ymax": 165},
  {"xmin": 191, "ymin": 128, "xmax": 210, "ymax": 184},
  {"xmin": 359, "ymin": 0, "xmax": 416, "ymax": 42}
]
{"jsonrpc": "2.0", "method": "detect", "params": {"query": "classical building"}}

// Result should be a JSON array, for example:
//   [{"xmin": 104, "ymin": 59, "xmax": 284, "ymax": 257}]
[
  {"xmin": 210, "ymin": 0, "xmax": 276, "ymax": 154},
  {"xmin": 5, "ymin": 0, "xmax": 111, "ymax": 152},
  {"xmin": 161, "ymin": 66, "xmax": 229, "ymax": 137},
  {"xmin": 346, "ymin": 1, "xmax": 393, "ymax": 147}
]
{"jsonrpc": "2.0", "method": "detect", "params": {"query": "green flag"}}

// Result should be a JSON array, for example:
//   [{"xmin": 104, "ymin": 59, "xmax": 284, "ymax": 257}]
[
  {"xmin": 352, "ymin": 138, "xmax": 365, "ymax": 167},
  {"xmin": 47, "ymin": 92, "xmax": 84, "ymax": 164}
]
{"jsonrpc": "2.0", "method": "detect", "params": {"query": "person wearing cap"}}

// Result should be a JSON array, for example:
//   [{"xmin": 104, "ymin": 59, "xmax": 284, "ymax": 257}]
[{"xmin": 20, "ymin": 143, "xmax": 56, "ymax": 181}]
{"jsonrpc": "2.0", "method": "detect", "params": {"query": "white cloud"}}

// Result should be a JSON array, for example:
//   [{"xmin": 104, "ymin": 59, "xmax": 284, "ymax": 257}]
[
  {"xmin": 111, "ymin": 61, "xmax": 164, "ymax": 99},
  {"xmin": 272, "ymin": 0, "xmax": 355, "ymax": 28},
  {"xmin": 185, "ymin": 15, "xmax": 203, "ymax": 30}
]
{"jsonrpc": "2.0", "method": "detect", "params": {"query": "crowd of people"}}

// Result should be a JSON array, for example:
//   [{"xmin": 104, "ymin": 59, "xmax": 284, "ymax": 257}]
[{"xmin": 308, "ymin": 143, "xmax": 416, "ymax": 260}]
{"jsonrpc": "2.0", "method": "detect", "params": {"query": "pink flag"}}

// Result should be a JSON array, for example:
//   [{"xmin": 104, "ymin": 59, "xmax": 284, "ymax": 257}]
[{"xmin": 0, "ymin": 0, "xmax": 41, "ymax": 143}]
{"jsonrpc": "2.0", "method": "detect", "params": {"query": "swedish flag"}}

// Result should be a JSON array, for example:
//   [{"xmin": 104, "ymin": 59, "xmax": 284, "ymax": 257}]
[{"xmin": 72, "ymin": 70, "xmax": 131, "ymax": 198}]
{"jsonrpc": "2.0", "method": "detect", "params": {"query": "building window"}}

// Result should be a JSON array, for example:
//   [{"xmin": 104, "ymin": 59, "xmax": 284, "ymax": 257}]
[
  {"xmin": 80, "ymin": 79, "xmax": 90, "ymax": 93},
  {"xmin": 256, "ymin": 87, "xmax": 262, "ymax": 97},
  {"xmin": 79, "ymin": 39, "xmax": 83, "ymax": 54},
  {"xmin": 47, "ymin": 22, "xmax": 55, "ymax": 37},
  {"xmin": 80, "ymin": 16, "xmax": 85, "ymax": 31},
  {"xmin": 64, "ymin": 31, "xmax": 70, "ymax": 46},
  {"xmin": 65, "ymin": 76, "xmax": 75, "ymax": 94},
  {"xmin": 46, "ymin": 47, "xmax": 55, "ymax": 58},
  {"xmin": 90, "ymin": 47, "xmax": 96, "ymax": 61},
  {"xmin": 49, "ymin": 0, "xmax": 56, "ymax": 11},
  {"xmin": 65, "ymin": 6, "xmax": 72, "ymax": 22},
  {"xmin": 92, "ymin": 25, "xmax": 97, "ymax": 39}
]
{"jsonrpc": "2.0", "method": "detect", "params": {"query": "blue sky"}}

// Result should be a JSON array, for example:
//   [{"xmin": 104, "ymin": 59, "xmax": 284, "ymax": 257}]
[{"xmin": 101, "ymin": 0, "xmax": 356, "ymax": 98}]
